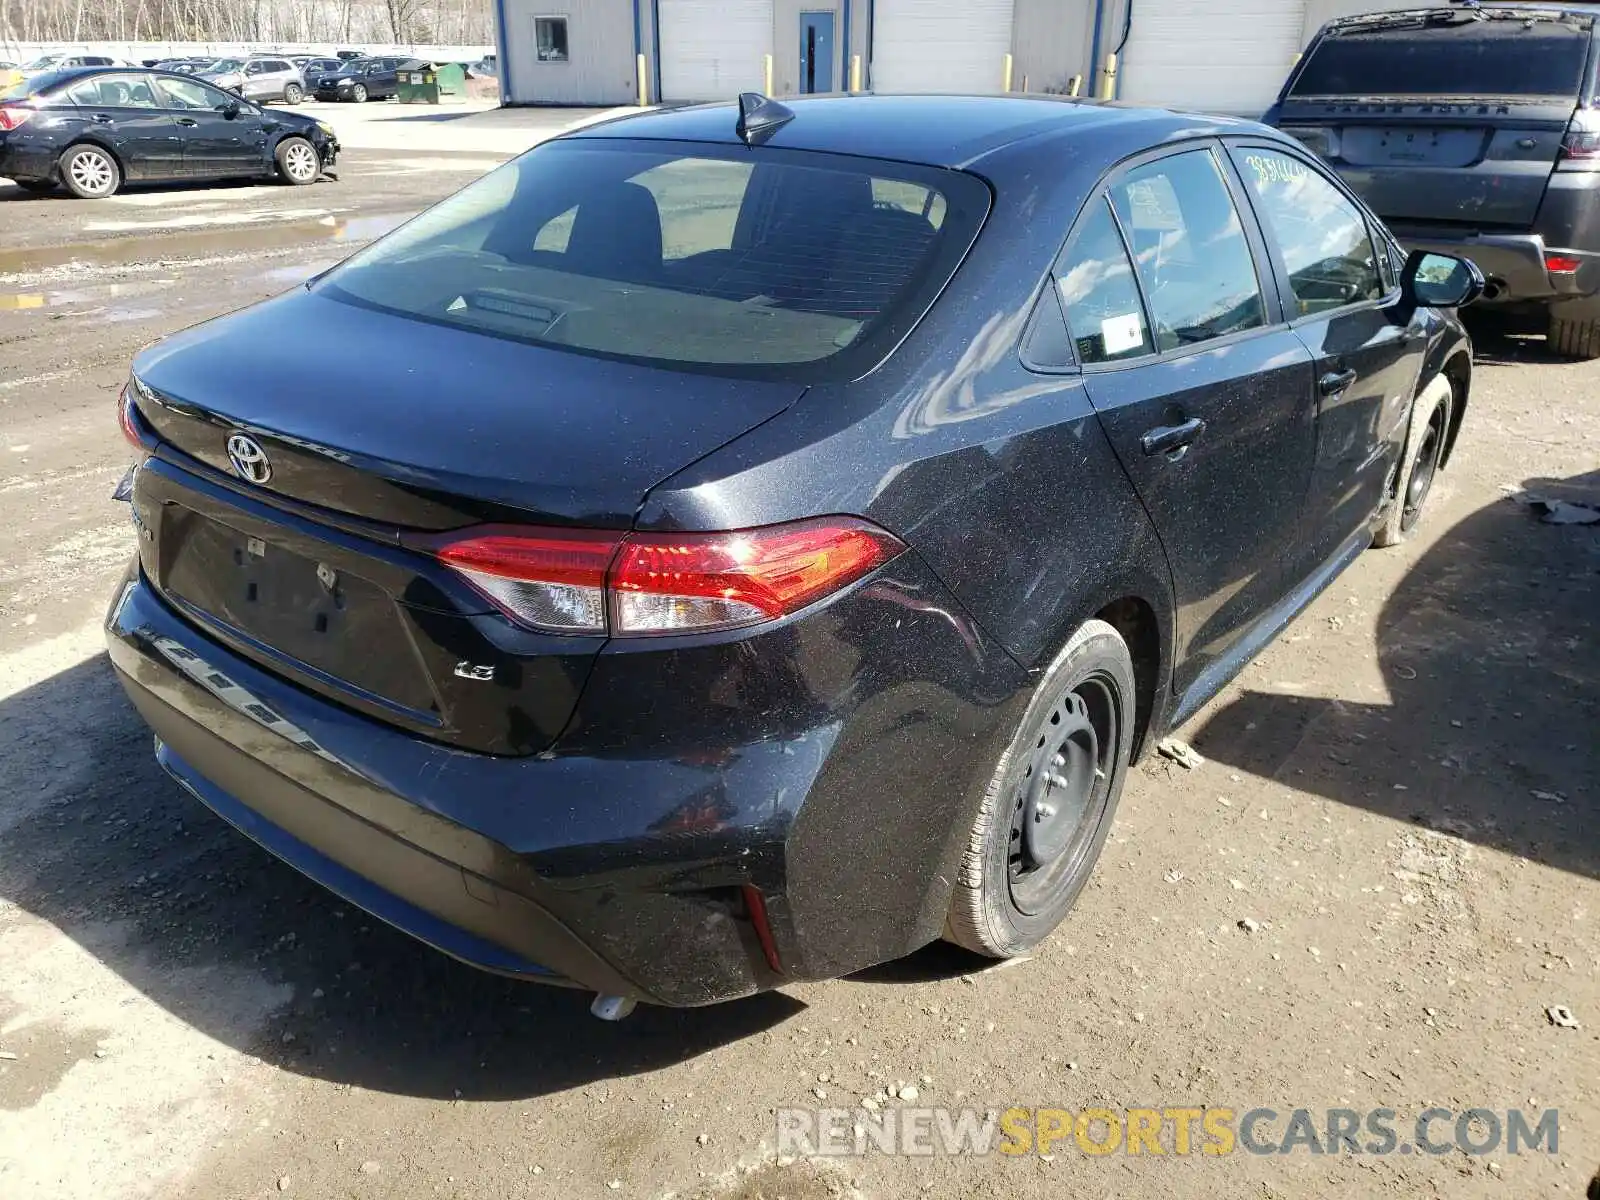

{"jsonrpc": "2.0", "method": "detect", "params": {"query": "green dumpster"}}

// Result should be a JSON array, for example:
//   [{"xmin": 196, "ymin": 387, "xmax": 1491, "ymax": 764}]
[{"xmin": 397, "ymin": 61, "xmax": 467, "ymax": 104}]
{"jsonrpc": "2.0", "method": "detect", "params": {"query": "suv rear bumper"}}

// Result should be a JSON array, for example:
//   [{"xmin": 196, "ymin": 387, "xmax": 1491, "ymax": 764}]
[
  {"xmin": 106, "ymin": 549, "xmax": 1026, "ymax": 1006},
  {"xmin": 1388, "ymin": 229, "xmax": 1599, "ymax": 304}
]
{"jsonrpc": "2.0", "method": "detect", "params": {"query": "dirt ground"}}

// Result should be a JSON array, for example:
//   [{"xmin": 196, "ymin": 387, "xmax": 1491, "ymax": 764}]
[{"xmin": 0, "ymin": 151, "xmax": 1596, "ymax": 1200}]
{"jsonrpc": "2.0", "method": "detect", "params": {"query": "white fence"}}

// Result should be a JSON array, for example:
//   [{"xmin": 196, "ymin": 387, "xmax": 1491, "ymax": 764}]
[{"xmin": 0, "ymin": 41, "xmax": 494, "ymax": 65}]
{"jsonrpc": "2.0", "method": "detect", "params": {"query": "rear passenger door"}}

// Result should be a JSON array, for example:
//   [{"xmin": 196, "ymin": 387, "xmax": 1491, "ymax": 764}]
[
  {"xmin": 1060, "ymin": 144, "xmax": 1318, "ymax": 711},
  {"xmin": 64, "ymin": 73, "xmax": 179, "ymax": 180},
  {"xmin": 1227, "ymin": 143, "xmax": 1420, "ymax": 581}
]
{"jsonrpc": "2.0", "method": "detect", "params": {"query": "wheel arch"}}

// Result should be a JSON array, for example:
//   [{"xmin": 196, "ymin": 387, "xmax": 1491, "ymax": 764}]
[
  {"xmin": 1436, "ymin": 348, "xmax": 1471, "ymax": 469},
  {"xmin": 61, "ymin": 136, "xmax": 125, "ymax": 174}
]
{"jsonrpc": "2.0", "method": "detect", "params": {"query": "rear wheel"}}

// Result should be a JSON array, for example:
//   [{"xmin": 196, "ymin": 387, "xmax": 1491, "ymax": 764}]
[
  {"xmin": 58, "ymin": 144, "xmax": 121, "ymax": 199},
  {"xmin": 275, "ymin": 137, "xmax": 320, "ymax": 186},
  {"xmin": 945, "ymin": 618, "xmax": 1135, "ymax": 958},
  {"xmin": 1548, "ymin": 307, "xmax": 1600, "ymax": 359},
  {"xmin": 351, "ymin": 83, "xmax": 368, "ymax": 103},
  {"xmin": 1373, "ymin": 376, "xmax": 1450, "ymax": 549},
  {"xmin": 283, "ymin": 82, "xmax": 304, "ymax": 105}
]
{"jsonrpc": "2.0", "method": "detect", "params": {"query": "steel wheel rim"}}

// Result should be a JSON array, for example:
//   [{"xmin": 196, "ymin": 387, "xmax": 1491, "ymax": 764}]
[
  {"xmin": 284, "ymin": 143, "xmax": 317, "ymax": 180},
  {"xmin": 1007, "ymin": 673, "xmax": 1120, "ymax": 915},
  {"xmin": 70, "ymin": 151, "xmax": 114, "ymax": 194},
  {"xmin": 1401, "ymin": 406, "xmax": 1445, "ymax": 531}
]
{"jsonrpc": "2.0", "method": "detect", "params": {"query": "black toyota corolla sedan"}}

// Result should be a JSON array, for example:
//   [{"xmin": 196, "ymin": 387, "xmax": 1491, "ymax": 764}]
[
  {"xmin": 0, "ymin": 66, "xmax": 338, "ymax": 198},
  {"xmin": 106, "ymin": 94, "xmax": 1479, "ymax": 1014}
]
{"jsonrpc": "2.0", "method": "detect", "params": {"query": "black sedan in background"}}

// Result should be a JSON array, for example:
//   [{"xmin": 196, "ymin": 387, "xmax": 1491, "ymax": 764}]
[
  {"xmin": 108, "ymin": 95, "xmax": 1479, "ymax": 1012},
  {"xmin": 0, "ymin": 66, "xmax": 338, "ymax": 197},
  {"xmin": 312, "ymin": 56, "xmax": 414, "ymax": 102}
]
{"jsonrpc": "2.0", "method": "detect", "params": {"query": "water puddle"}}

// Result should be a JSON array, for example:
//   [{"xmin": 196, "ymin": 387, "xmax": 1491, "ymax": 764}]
[{"xmin": 0, "ymin": 209, "xmax": 413, "ymax": 280}]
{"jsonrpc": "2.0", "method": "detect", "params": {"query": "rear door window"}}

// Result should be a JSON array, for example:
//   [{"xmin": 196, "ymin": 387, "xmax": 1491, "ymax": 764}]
[
  {"xmin": 67, "ymin": 74, "xmax": 160, "ymax": 108},
  {"xmin": 1291, "ymin": 13, "xmax": 1592, "ymax": 98},
  {"xmin": 316, "ymin": 140, "xmax": 987, "ymax": 378},
  {"xmin": 1055, "ymin": 199, "xmax": 1154, "ymax": 365},
  {"xmin": 1107, "ymin": 149, "xmax": 1265, "ymax": 352},
  {"xmin": 1233, "ymin": 147, "xmax": 1382, "ymax": 316}
]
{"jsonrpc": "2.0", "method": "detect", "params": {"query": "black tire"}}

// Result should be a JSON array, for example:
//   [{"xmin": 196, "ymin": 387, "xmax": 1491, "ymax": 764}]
[
  {"xmin": 14, "ymin": 179, "xmax": 55, "ymax": 194},
  {"xmin": 274, "ymin": 136, "xmax": 321, "ymax": 186},
  {"xmin": 945, "ymin": 618, "xmax": 1136, "ymax": 957},
  {"xmin": 351, "ymin": 83, "xmax": 368, "ymax": 103},
  {"xmin": 1548, "ymin": 309, "xmax": 1600, "ymax": 359},
  {"xmin": 58, "ymin": 143, "xmax": 121, "ymax": 199},
  {"xmin": 283, "ymin": 82, "xmax": 304, "ymax": 105},
  {"xmin": 1373, "ymin": 376, "xmax": 1451, "ymax": 549}
]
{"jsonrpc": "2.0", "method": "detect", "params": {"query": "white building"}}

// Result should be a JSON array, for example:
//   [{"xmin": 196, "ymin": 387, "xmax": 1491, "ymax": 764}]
[{"xmin": 492, "ymin": 0, "xmax": 1441, "ymax": 113}]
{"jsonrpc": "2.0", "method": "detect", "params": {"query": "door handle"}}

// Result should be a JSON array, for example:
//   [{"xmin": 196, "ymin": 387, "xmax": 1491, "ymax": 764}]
[
  {"xmin": 1319, "ymin": 367, "xmax": 1358, "ymax": 396},
  {"xmin": 176, "ymin": 117, "xmax": 198, "ymax": 126},
  {"xmin": 1141, "ymin": 416, "xmax": 1206, "ymax": 458},
  {"xmin": 90, "ymin": 113, "xmax": 114, "ymax": 124}
]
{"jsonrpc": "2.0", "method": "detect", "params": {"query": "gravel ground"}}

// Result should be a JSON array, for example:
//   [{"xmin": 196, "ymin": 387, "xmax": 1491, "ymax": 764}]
[{"xmin": 0, "ymin": 157, "xmax": 1596, "ymax": 1200}]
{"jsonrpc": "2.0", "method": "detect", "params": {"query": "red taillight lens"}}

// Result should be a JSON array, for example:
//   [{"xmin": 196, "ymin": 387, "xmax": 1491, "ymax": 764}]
[
  {"xmin": 610, "ymin": 518, "xmax": 901, "ymax": 634},
  {"xmin": 1561, "ymin": 129, "xmax": 1600, "ymax": 161},
  {"xmin": 0, "ymin": 105, "xmax": 33, "ymax": 133},
  {"xmin": 119, "ymin": 382, "xmax": 146, "ymax": 448},
  {"xmin": 426, "ymin": 518, "xmax": 903, "ymax": 636},
  {"xmin": 434, "ymin": 529, "xmax": 621, "ymax": 633},
  {"xmin": 1546, "ymin": 253, "xmax": 1582, "ymax": 275}
]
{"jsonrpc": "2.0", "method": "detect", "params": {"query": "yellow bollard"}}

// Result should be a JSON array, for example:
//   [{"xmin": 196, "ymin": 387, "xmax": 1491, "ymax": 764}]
[
  {"xmin": 764, "ymin": 53, "xmax": 774, "ymax": 95},
  {"xmin": 1001, "ymin": 53, "xmax": 1013, "ymax": 93},
  {"xmin": 1098, "ymin": 52, "xmax": 1118, "ymax": 100},
  {"xmin": 850, "ymin": 54, "xmax": 862, "ymax": 93},
  {"xmin": 636, "ymin": 53, "xmax": 649, "ymax": 105},
  {"xmin": 1067, "ymin": 73, "xmax": 1082, "ymax": 97}
]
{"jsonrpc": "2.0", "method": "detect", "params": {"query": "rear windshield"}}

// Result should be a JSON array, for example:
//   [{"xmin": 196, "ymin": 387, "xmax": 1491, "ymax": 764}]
[
  {"xmin": 1, "ymin": 69, "xmax": 73, "ymax": 100},
  {"xmin": 1292, "ymin": 14, "xmax": 1592, "ymax": 98},
  {"xmin": 315, "ymin": 139, "xmax": 986, "ymax": 378}
]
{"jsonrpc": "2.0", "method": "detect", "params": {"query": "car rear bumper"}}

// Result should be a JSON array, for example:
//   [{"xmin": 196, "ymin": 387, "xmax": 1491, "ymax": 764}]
[
  {"xmin": 1385, "ymin": 227, "xmax": 1600, "ymax": 304},
  {"xmin": 106, "ymin": 548, "xmax": 1027, "ymax": 1006}
]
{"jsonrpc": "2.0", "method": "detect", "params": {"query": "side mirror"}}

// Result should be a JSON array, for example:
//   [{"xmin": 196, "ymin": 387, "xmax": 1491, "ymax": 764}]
[
  {"xmin": 1402, "ymin": 250, "xmax": 1484, "ymax": 310},
  {"xmin": 220, "ymin": 100, "xmax": 241, "ymax": 119}
]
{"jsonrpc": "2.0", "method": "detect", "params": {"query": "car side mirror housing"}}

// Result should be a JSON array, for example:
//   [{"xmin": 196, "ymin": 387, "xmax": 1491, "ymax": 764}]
[
  {"xmin": 1402, "ymin": 250, "xmax": 1484, "ymax": 309},
  {"xmin": 220, "ymin": 100, "xmax": 241, "ymax": 119}
]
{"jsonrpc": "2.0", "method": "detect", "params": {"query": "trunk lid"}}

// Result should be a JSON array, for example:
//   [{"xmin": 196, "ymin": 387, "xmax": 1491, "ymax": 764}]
[
  {"xmin": 1279, "ymin": 8, "xmax": 1591, "ymax": 229},
  {"xmin": 129, "ymin": 288, "xmax": 803, "ymax": 755}
]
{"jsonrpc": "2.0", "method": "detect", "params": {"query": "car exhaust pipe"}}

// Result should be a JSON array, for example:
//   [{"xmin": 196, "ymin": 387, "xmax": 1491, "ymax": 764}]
[{"xmin": 589, "ymin": 993, "xmax": 637, "ymax": 1021}]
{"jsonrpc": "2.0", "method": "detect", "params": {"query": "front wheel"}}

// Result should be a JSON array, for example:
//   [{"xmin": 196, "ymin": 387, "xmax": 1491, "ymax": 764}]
[
  {"xmin": 351, "ymin": 83, "xmax": 368, "ymax": 103},
  {"xmin": 58, "ymin": 144, "xmax": 121, "ymax": 199},
  {"xmin": 282, "ymin": 82, "xmax": 304, "ymax": 105},
  {"xmin": 275, "ymin": 137, "xmax": 320, "ymax": 186},
  {"xmin": 1372, "ymin": 376, "xmax": 1451, "ymax": 549},
  {"xmin": 944, "ymin": 618, "xmax": 1135, "ymax": 958}
]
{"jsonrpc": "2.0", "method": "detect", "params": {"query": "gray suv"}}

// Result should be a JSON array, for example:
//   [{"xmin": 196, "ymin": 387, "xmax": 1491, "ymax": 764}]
[
  {"xmin": 198, "ymin": 56, "xmax": 307, "ymax": 105},
  {"xmin": 1267, "ymin": 5, "xmax": 1600, "ymax": 357}
]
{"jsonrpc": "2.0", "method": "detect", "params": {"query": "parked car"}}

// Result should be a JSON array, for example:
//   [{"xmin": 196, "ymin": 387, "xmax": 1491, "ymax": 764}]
[
  {"xmin": 313, "ymin": 56, "xmax": 411, "ymax": 102},
  {"xmin": 1268, "ymin": 4, "xmax": 1600, "ymax": 357},
  {"xmin": 297, "ymin": 57, "xmax": 346, "ymax": 85},
  {"xmin": 153, "ymin": 58, "xmax": 211, "ymax": 74},
  {"xmin": 105, "ymin": 94, "xmax": 1478, "ymax": 1013},
  {"xmin": 0, "ymin": 67, "xmax": 338, "ymax": 198},
  {"xmin": 196, "ymin": 55, "xmax": 308, "ymax": 105}
]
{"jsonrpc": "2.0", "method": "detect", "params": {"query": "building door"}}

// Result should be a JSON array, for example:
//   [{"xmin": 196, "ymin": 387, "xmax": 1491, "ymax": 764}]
[
  {"xmin": 799, "ymin": 11, "xmax": 835, "ymax": 94},
  {"xmin": 869, "ymin": 0, "xmax": 1014, "ymax": 93},
  {"xmin": 1118, "ymin": 0, "xmax": 1307, "ymax": 115},
  {"xmin": 658, "ymin": 0, "xmax": 773, "ymax": 100}
]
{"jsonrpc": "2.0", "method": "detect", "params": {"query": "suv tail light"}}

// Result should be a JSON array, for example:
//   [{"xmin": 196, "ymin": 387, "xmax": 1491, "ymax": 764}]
[
  {"xmin": 424, "ymin": 518, "xmax": 903, "ymax": 637},
  {"xmin": 0, "ymin": 104, "xmax": 34, "ymax": 133},
  {"xmin": 1558, "ymin": 124, "xmax": 1600, "ymax": 171}
]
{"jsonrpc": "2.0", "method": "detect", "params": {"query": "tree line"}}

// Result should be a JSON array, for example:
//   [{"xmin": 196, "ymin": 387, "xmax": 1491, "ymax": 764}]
[{"xmin": 0, "ymin": 0, "xmax": 494, "ymax": 46}]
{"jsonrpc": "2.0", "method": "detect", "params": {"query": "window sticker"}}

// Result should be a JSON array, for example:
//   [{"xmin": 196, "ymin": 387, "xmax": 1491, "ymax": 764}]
[{"xmin": 1101, "ymin": 312, "xmax": 1146, "ymax": 355}]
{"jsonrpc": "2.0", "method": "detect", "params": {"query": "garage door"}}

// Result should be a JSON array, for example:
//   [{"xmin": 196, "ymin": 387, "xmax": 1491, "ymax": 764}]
[
  {"xmin": 1119, "ymin": 0, "xmax": 1307, "ymax": 115},
  {"xmin": 658, "ymin": 0, "xmax": 773, "ymax": 101},
  {"xmin": 871, "ymin": 0, "xmax": 1015, "ymax": 94}
]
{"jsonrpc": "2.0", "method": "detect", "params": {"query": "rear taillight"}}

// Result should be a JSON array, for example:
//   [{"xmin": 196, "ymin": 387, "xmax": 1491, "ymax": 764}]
[
  {"xmin": 0, "ymin": 105, "xmax": 33, "ymax": 133},
  {"xmin": 1546, "ymin": 253, "xmax": 1582, "ymax": 275},
  {"xmin": 1558, "ymin": 127, "xmax": 1600, "ymax": 170},
  {"xmin": 425, "ymin": 518, "xmax": 903, "ymax": 637},
  {"xmin": 119, "ymin": 381, "xmax": 149, "ymax": 448}
]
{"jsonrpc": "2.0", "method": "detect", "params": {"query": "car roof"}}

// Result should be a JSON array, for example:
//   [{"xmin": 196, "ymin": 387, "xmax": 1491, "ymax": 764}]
[
  {"xmin": 567, "ymin": 93, "xmax": 1266, "ymax": 170},
  {"xmin": 1324, "ymin": 4, "xmax": 1598, "ymax": 27}
]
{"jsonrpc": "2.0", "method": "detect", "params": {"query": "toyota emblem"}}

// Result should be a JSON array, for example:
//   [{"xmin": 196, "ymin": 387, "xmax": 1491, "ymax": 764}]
[{"xmin": 226, "ymin": 433, "xmax": 272, "ymax": 484}]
